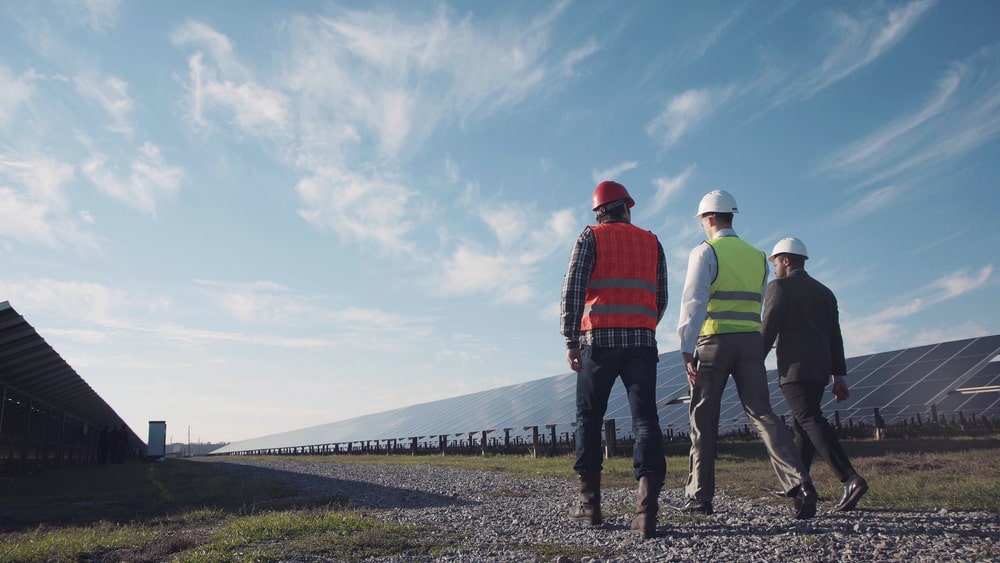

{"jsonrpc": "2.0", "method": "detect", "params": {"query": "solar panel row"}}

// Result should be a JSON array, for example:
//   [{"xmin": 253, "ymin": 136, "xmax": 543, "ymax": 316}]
[
  {"xmin": 0, "ymin": 301, "xmax": 143, "ymax": 471},
  {"xmin": 212, "ymin": 334, "xmax": 1000, "ymax": 455}
]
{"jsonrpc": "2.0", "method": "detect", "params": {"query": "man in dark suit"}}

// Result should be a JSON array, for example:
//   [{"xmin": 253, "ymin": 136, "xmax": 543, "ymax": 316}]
[{"xmin": 761, "ymin": 237, "xmax": 868, "ymax": 512}]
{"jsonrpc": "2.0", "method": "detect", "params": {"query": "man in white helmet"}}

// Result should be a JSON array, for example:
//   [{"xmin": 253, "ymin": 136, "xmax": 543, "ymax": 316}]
[
  {"xmin": 676, "ymin": 190, "xmax": 817, "ymax": 519},
  {"xmin": 762, "ymin": 237, "xmax": 869, "ymax": 512}
]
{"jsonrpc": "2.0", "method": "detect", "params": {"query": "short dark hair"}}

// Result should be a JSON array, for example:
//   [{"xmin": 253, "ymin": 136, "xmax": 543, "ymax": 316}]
[
  {"xmin": 785, "ymin": 254, "xmax": 806, "ymax": 269},
  {"xmin": 596, "ymin": 200, "xmax": 630, "ymax": 223},
  {"xmin": 705, "ymin": 212, "xmax": 733, "ymax": 225}
]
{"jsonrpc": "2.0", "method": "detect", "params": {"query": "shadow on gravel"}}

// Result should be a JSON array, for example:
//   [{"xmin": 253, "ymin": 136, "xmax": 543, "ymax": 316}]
[{"xmin": 201, "ymin": 459, "xmax": 476, "ymax": 510}]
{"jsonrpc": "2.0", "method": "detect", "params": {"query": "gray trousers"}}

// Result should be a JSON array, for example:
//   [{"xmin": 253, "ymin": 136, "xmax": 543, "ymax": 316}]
[{"xmin": 686, "ymin": 332, "xmax": 810, "ymax": 502}]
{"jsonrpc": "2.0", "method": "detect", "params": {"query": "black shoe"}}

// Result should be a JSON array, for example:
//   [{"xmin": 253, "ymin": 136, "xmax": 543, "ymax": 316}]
[
  {"xmin": 674, "ymin": 498, "xmax": 713, "ymax": 515},
  {"xmin": 833, "ymin": 475, "xmax": 869, "ymax": 512},
  {"xmin": 793, "ymin": 482, "xmax": 817, "ymax": 520}
]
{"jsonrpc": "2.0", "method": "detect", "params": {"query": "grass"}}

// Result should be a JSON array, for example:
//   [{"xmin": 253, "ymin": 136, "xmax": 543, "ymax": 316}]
[
  {"xmin": 0, "ymin": 437, "xmax": 997, "ymax": 561},
  {"xmin": 0, "ymin": 460, "xmax": 452, "ymax": 562}
]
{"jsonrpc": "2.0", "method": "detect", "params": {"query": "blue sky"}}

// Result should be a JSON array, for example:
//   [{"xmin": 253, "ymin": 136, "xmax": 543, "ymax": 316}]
[{"xmin": 1, "ymin": 0, "xmax": 997, "ymax": 444}]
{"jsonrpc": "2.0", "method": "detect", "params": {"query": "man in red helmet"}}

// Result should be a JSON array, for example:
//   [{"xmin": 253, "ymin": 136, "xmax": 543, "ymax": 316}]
[{"xmin": 560, "ymin": 180, "xmax": 669, "ymax": 539}]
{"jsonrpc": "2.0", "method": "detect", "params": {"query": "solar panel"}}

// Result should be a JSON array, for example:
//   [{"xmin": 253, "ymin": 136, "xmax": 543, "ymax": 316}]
[{"xmin": 212, "ymin": 335, "xmax": 1000, "ymax": 454}]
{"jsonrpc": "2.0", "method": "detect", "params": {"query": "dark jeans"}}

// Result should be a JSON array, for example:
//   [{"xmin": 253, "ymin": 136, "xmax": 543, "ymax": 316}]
[
  {"xmin": 574, "ymin": 345, "xmax": 666, "ymax": 481},
  {"xmin": 781, "ymin": 380, "xmax": 856, "ymax": 482}
]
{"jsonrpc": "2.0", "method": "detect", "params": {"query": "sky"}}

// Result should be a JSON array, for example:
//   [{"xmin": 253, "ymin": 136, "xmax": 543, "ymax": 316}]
[{"xmin": 1, "ymin": 0, "xmax": 998, "ymax": 445}]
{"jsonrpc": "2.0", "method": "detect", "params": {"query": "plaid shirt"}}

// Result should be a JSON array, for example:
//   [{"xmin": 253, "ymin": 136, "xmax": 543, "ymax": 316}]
[{"xmin": 560, "ymin": 222, "xmax": 668, "ymax": 349}]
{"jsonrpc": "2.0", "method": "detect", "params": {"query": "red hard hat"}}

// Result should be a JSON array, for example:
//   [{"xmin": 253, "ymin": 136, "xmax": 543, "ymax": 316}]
[{"xmin": 591, "ymin": 180, "xmax": 635, "ymax": 211}]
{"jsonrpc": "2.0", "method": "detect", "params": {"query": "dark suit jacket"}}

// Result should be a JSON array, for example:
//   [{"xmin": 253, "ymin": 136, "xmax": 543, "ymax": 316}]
[{"xmin": 761, "ymin": 269, "xmax": 847, "ymax": 384}]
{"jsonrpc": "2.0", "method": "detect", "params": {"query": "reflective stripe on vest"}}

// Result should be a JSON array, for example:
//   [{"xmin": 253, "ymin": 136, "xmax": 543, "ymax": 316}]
[
  {"xmin": 701, "ymin": 236, "xmax": 765, "ymax": 335},
  {"xmin": 581, "ymin": 223, "xmax": 659, "ymax": 332}
]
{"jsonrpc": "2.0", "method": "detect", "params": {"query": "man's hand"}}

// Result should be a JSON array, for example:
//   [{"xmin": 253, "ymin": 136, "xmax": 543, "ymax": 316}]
[
  {"xmin": 567, "ymin": 348, "xmax": 582, "ymax": 373},
  {"xmin": 683, "ymin": 352, "xmax": 698, "ymax": 387},
  {"xmin": 832, "ymin": 378, "xmax": 850, "ymax": 402}
]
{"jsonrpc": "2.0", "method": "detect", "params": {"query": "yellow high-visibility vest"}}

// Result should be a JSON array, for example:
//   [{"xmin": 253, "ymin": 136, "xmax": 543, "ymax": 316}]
[{"xmin": 700, "ymin": 236, "xmax": 765, "ymax": 335}]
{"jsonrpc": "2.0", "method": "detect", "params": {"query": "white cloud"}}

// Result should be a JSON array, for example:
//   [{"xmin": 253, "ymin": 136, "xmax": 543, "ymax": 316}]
[
  {"xmin": 81, "ymin": 142, "xmax": 183, "ymax": 218},
  {"xmin": 2, "ymin": 276, "xmax": 434, "ymax": 354},
  {"xmin": 172, "ymin": 22, "xmax": 287, "ymax": 136},
  {"xmin": 171, "ymin": 11, "xmax": 585, "ymax": 258},
  {"xmin": 525, "ymin": 207, "xmax": 577, "ymax": 262},
  {"xmin": 641, "ymin": 164, "xmax": 695, "ymax": 219},
  {"xmin": 437, "ymin": 206, "xmax": 577, "ymax": 303},
  {"xmin": 294, "ymin": 166, "xmax": 423, "ymax": 252},
  {"xmin": 193, "ymin": 279, "xmax": 433, "ymax": 337},
  {"xmin": 74, "ymin": 72, "xmax": 134, "ymax": 136},
  {"xmin": 828, "ymin": 71, "xmax": 958, "ymax": 174},
  {"xmin": 591, "ymin": 161, "xmax": 638, "ymax": 184},
  {"xmin": 59, "ymin": 0, "xmax": 122, "ymax": 32},
  {"xmin": 480, "ymin": 202, "xmax": 530, "ymax": 248},
  {"xmin": 777, "ymin": 0, "xmax": 936, "ymax": 104},
  {"xmin": 179, "ymin": 51, "xmax": 289, "ymax": 136},
  {"xmin": 695, "ymin": 7, "xmax": 744, "ymax": 58},
  {"xmin": 837, "ymin": 44, "xmax": 1000, "ymax": 194},
  {"xmin": 832, "ymin": 184, "xmax": 904, "ymax": 224},
  {"xmin": 824, "ymin": 44, "xmax": 1000, "ymax": 180},
  {"xmin": 194, "ymin": 280, "xmax": 297, "ymax": 324},
  {"xmin": 282, "ymin": 6, "xmax": 572, "ymax": 161},
  {"xmin": 646, "ymin": 87, "xmax": 733, "ymax": 147},
  {"xmin": 170, "ymin": 20, "xmax": 249, "ymax": 80},
  {"xmin": 905, "ymin": 229, "xmax": 968, "ymax": 256},
  {"xmin": 0, "ymin": 186, "xmax": 61, "ymax": 248},
  {"xmin": 841, "ymin": 264, "xmax": 994, "ymax": 353},
  {"xmin": 0, "ymin": 153, "xmax": 98, "ymax": 250},
  {"xmin": 443, "ymin": 155, "xmax": 460, "ymax": 184},
  {"xmin": 560, "ymin": 38, "xmax": 599, "ymax": 76},
  {"xmin": 931, "ymin": 266, "xmax": 994, "ymax": 299},
  {"xmin": 205, "ymin": 75, "xmax": 289, "ymax": 132},
  {"xmin": 0, "ymin": 66, "xmax": 34, "ymax": 127},
  {"xmin": 638, "ymin": 4, "xmax": 755, "ymax": 85},
  {"xmin": 440, "ymin": 245, "xmax": 534, "ymax": 302},
  {"xmin": 0, "ymin": 278, "xmax": 131, "ymax": 325}
]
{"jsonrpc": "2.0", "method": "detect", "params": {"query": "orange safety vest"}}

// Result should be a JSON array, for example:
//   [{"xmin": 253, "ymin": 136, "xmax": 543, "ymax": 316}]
[{"xmin": 581, "ymin": 223, "xmax": 660, "ymax": 332}]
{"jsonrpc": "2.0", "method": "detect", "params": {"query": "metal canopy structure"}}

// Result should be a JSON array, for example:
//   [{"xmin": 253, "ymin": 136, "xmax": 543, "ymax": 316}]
[
  {"xmin": 213, "ymin": 334, "xmax": 1000, "ymax": 455},
  {"xmin": 0, "ymin": 301, "xmax": 141, "ymax": 471}
]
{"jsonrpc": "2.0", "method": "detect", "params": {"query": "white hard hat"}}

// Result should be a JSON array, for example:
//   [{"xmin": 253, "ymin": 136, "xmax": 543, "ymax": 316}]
[
  {"xmin": 695, "ymin": 189, "xmax": 739, "ymax": 218},
  {"xmin": 769, "ymin": 237, "xmax": 809, "ymax": 260}
]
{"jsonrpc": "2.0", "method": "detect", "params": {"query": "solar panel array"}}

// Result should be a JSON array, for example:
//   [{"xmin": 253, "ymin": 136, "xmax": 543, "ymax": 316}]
[
  {"xmin": 0, "ymin": 301, "xmax": 144, "ymax": 468},
  {"xmin": 212, "ymin": 334, "xmax": 1000, "ymax": 455},
  {"xmin": 0, "ymin": 301, "xmax": 134, "ymax": 432}
]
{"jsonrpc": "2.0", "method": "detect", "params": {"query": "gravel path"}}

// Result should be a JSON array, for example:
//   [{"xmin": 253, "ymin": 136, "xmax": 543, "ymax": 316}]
[{"xmin": 199, "ymin": 457, "xmax": 998, "ymax": 562}]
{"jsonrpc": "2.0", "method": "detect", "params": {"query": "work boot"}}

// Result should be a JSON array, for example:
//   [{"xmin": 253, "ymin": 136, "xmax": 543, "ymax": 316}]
[
  {"xmin": 569, "ymin": 472, "xmax": 602, "ymax": 526},
  {"xmin": 630, "ymin": 474, "xmax": 664, "ymax": 539}
]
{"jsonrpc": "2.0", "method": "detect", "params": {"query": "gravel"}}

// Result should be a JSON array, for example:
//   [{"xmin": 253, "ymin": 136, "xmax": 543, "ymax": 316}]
[{"xmin": 198, "ymin": 457, "xmax": 998, "ymax": 562}]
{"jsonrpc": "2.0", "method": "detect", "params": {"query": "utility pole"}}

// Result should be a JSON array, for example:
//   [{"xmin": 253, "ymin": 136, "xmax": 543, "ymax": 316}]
[{"xmin": 187, "ymin": 426, "xmax": 191, "ymax": 457}]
